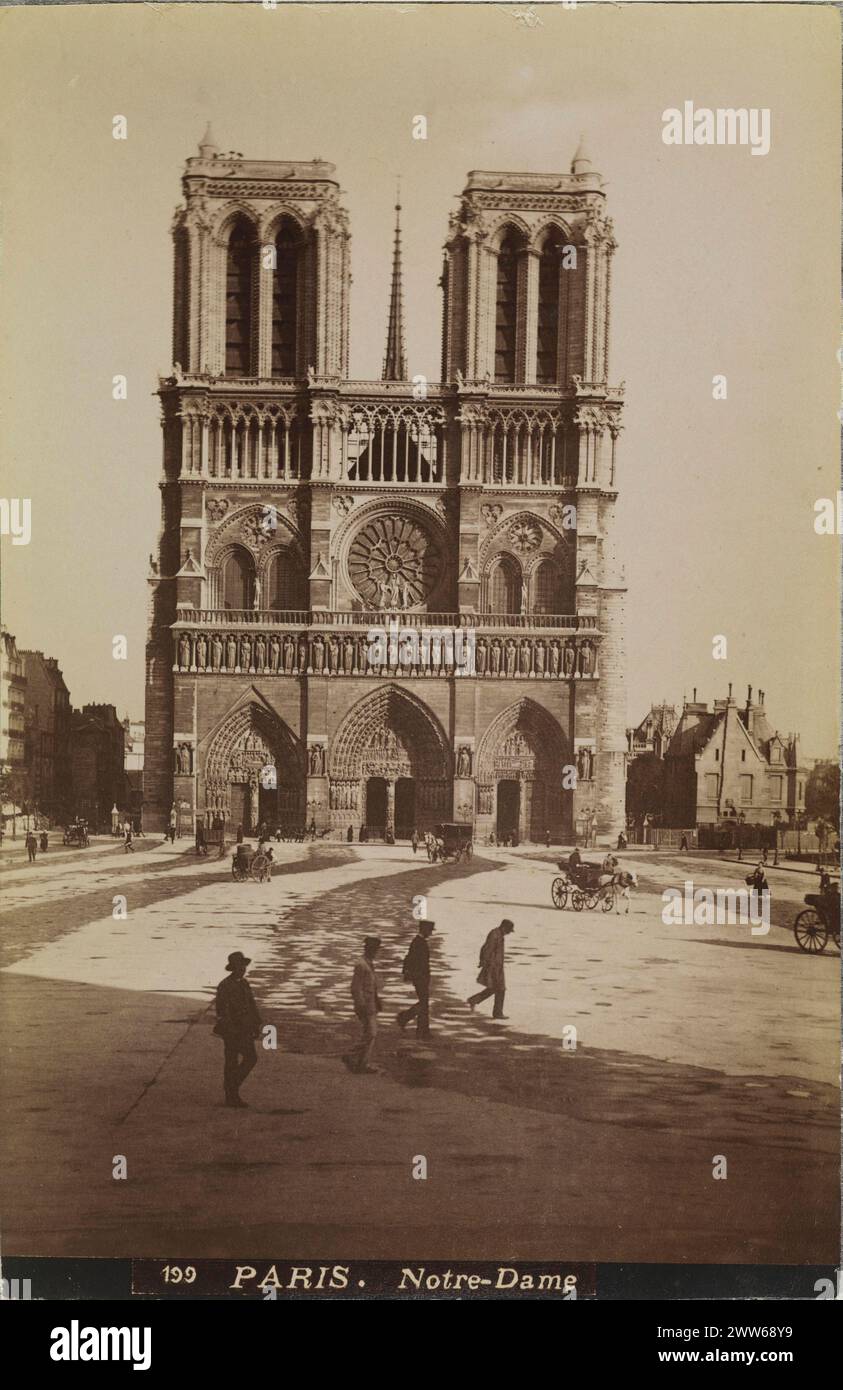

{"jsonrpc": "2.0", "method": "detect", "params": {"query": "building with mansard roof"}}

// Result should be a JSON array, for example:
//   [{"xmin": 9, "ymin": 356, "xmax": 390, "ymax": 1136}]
[
  {"xmin": 660, "ymin": 686, "xmax": 807, "ymax": 828},
  {"xmin": 144, "ymin": 131, "xmax": 627, "ymax": 843}
]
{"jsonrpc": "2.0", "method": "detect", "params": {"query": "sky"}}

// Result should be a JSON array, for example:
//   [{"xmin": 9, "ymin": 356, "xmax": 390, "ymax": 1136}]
[{"xmin": 0, "ymin": 1, "xmax": 839, "ymax": 756}]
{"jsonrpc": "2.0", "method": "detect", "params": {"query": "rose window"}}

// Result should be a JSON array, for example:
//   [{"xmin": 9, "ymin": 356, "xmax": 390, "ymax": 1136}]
[
  {"xmin": 348, "ymin": 515, "xmax": 441, "ymax": 610},
  {"xmin": 508, "ymin": 519, "xmax": 542, "ymax": 553}
]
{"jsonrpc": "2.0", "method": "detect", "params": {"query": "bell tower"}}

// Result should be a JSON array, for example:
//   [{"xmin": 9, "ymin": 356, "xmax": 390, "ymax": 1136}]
[{"xmin": 440, "ymin": 141, "xmax": 627, "ymax": 840}]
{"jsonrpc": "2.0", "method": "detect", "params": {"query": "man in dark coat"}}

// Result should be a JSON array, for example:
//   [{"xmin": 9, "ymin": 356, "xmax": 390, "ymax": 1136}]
[
  {"xmin": 397, "ymin": 919, "xmax": 435, "ymax": 1038},
  {"xmin": 214, "ymin": 951, "xmax": 262, "ymax": 1108},
  {"xmin": 468, "ymin": 919, "xmax": 515, "ymax": 1019}
]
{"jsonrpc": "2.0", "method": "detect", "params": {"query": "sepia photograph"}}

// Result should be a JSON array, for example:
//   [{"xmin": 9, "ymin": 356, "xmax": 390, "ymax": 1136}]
[{"xmin": 0, "ymin": 0, "xmax": 839, "ymax": 1318}]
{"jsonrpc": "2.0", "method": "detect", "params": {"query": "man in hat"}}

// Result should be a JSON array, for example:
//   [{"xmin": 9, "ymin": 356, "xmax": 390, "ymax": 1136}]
[
  {"xmin": 397, "ymin": 919, "xmax": 435, "ymax": 1038},
  {"xmin": 344, "ymin": 936, "xmax": 381, "ymax": 1074},
  {"xmin": 214, "ymin": 951, "xmax": 263, "ymax": 1108},
  {"xmin": 467, "ymin": 919, "xmax": 515, "ymax": 1019}
]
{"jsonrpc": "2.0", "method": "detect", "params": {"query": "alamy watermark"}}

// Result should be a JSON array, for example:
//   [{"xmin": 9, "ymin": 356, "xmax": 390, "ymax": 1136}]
[
  {"xmin": 662, "ymin": 880, "xmax": 770, "ymax": 935},
  {"xmin": 662, "ymin": 102, "xmax": 771, "ymax": 157},
  {"xmin": 366, "ymin": 621, "xmax": 475, "ymax": 675}
]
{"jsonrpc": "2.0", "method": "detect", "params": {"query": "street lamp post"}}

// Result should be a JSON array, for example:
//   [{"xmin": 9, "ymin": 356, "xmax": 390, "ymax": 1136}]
[{"xmin": 736, "ymin": 811, "xmax": 746, "ymax": 862}]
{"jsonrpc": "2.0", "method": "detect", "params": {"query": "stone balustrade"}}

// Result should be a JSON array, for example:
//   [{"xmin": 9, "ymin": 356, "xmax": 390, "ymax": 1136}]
[{"xmin": 175, "ymin": 607, "xmax": 597, "ymax": 632}]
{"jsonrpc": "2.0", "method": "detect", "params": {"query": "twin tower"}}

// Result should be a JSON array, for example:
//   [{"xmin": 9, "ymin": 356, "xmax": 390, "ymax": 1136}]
[{"xmin": 144, "ymin": 128, "xmax": 627, "ymax": 845}]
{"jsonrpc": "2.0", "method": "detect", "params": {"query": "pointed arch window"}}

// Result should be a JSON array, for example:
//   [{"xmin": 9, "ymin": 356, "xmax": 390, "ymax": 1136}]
[
  {"xmin": 532, "ymin": 559, "xmax": 560, "ymax": 614},
  {"xmin": 221, "ymin": 547, "xmax": 256, "ymax": 611},
  {"xmin": 537, "ymin": 230, "xmax": 564, "ymax": 385},
  {"xmin": 488, "ymin": 555, "xmax": 522, "ymax": 614},
  {"xmin": 272, "ymin": 220, "xmax": 302, "ymax": 377},
  {"xmin": 225, "ymin": 220, "xmax": 256, "ymax": 377},
  {"xmin": 494, "ymin": 234, "xmax": 520, "ymax": 384},
  {"xmin": 267, "ymin": 550, "xmax": 305, "ymax": 611}
]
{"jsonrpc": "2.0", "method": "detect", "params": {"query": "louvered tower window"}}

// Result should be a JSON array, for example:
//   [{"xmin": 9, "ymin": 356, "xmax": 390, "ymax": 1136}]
[
  {"xmin": 537, "ymin": 232, "xmax": 563, "ymax": 384},
  {"xmin": 272, "ymin": 222, "xmax": 300, "ymax": 377},
  {"xmin": 494, "ymin": 235, "xmax": 519, "ymax": 383},
  {"xmin": 225, "ymin": 220, "xmax": 255, "ymax": 376}
]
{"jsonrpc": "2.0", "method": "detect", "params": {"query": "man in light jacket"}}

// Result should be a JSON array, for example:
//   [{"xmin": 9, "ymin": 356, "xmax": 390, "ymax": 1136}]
[
  {"xmin": 344, "ymin": 935, "xmax": 382, "ymax": 1074},
  {"xmin": 467, "ymin": 919, "xmax": 515, "ymax": 1019}
]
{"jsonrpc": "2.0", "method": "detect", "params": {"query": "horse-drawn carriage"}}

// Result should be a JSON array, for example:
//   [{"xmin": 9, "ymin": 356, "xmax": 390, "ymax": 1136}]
[
  {"xmin": 62, "ymin": 820, "xmax": 89, "ymax": 848},
  {"xmin": 231, "ymin": 843, "xmax": 273, "ymax": 883},
  {"xmin": 552, "ymin": 859, "xmax": 616, "ymax": 912},
  {"xmin": 427, "ymin": 823, "xmax": 474, "ymax": 864},
  {"xmin": 793, "ymin": 874, "xmax": 840, "ymax": 954}
]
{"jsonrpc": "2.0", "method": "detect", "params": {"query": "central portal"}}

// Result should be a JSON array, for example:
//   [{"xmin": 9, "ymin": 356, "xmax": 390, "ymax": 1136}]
[
  {"xmin": 496, "ymin": 779, "xmax": 520, "ymax": 842},
  {"xmin": 365, "ymin": 777, "xmax": 388, "ymax": 836}
]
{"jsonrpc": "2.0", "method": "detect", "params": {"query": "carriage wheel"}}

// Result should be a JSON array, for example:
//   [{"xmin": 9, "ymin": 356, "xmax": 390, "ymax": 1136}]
[
  {"xmin": 571, "ymin": 888, "xmax": 586, "ymax": 912},
  {"xmin": 601, "ymin": 889, "xmax": 614, "ymax": 913},
  {"xmin": 794, "ymin": 909, "xmax": 828, "ymax": 954},
  {"xmin": 586, "ymin": 890, "xmax": 600, "ymax": 910},
  {"xmin": 251, "ymin": 853, "xmax": 269, "ymax": 882},
  {"xmin": 551, "ymin": 877, "xmax": 568, "ymax": 910}
]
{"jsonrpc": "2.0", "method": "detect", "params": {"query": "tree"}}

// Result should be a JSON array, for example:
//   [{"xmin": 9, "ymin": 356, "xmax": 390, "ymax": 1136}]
[
  {"xmin": 805, "ymin": 760, "xmax": 840, "ymax": 826},
  {"xmin": 626, "ymin": 753, "xmax": 665, "ymax": 822}
]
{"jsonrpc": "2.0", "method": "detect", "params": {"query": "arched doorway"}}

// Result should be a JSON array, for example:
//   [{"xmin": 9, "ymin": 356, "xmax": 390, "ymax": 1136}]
[
  {"xmin": 496, "ymin": 780, "xmax": 520, "ymax": 842},
  {"xmin": 477, "ymin": 698, "xmax": 570, "ymax": 844},
  {"xmin": 365, "ymin": 777, "xmax": 388, "ymax": 836},
  {"xmin": 204, "ymin": 699, "xmax": 304, "ymax": 834},
  {"xmin": 330, "ymin": 686, "xmax": 451, "ymax": 838}
]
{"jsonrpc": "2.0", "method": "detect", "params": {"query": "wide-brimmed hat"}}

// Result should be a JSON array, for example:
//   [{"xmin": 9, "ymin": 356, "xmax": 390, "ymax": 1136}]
[{"xmin": 225, "ymin": 951, "xmax": 251, "ymax": 970}]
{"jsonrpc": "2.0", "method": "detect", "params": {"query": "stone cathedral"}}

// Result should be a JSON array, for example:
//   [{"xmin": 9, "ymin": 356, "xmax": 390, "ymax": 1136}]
[{"xmin": 144, "ymin": 128, "xmax": 627, "ymax": 842}]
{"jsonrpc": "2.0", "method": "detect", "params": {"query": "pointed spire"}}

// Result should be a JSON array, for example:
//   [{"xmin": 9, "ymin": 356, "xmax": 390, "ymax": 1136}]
[
  {"xmin": 571, "ymin": 134, "xmax": 593, "ymax": 176},
  {"xmin": 382, "ymin": 183, "xmax": 407, "ymax": 382},
  {"xmin": 198, "ymin": 123, "xmax": 219, "ymax": 159}
]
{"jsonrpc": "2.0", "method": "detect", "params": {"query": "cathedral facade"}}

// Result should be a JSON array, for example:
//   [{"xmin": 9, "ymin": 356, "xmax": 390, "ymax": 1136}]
[{"xmin": 143, "ymin": 129, "xmax": 627, "ymax": 842}]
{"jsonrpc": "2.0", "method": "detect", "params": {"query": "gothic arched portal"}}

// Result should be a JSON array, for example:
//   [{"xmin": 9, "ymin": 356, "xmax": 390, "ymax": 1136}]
[
  {"xmin": 476, "ymin": 698, "xmax": 571, "ymax": 842},
  {"xmin": 329, "ymin": 685, "xmax": 451, "ymax": 837},
  {"xmin": 203, "ymin": 699, "xmax": 304, "ymax": 832}
]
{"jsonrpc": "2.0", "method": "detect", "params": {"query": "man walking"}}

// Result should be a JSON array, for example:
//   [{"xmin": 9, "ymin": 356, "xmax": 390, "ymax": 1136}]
[
  {"xmin": 397, "ymin": 919, "xmax": 435, "ymax": 1038},
  {"xmin": 468, "ymin": 919, "xmax": 514, "ymax": 1019},
  {"xmin": 123, "ymin": 820, "xmax": 134, "ymax": 853},
  {"xmin": 214, "ymin": 951, "xmax": 262, "ymax": 1108},
  {"xmin": 25, "ymin": 829, "xmax": 37, "ymax": 864},
  {"xmin": 344, "ymin": 935, "xmax": 381, "ymax": 1074}
]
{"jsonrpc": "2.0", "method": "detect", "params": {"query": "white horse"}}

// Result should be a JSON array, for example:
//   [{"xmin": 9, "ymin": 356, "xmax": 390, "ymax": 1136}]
[{"xmin": 602, "ymin": 869, "xmax": 638, "ymax": 913}]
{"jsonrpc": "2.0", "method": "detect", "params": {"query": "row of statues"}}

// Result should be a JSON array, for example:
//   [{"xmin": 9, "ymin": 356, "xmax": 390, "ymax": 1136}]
[{"xmin": 175, "ymin": 630, "xmax": 598, "ymax": 679}]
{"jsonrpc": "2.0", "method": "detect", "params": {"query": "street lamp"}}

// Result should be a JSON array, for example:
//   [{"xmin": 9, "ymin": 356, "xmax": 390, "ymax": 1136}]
[{"xmin": 736, "ymin": 810, "xmax": 746, "ymax": 862}]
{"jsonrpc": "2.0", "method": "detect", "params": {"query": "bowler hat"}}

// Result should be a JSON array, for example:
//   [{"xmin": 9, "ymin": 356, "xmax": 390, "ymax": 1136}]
[
  {"xmin": 225, "ymin": 951, "xmax": 251, "ymax": 970},
  {"xmin": 364, "ymin": 935, "xmax": 382, "ymax": 950}
]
